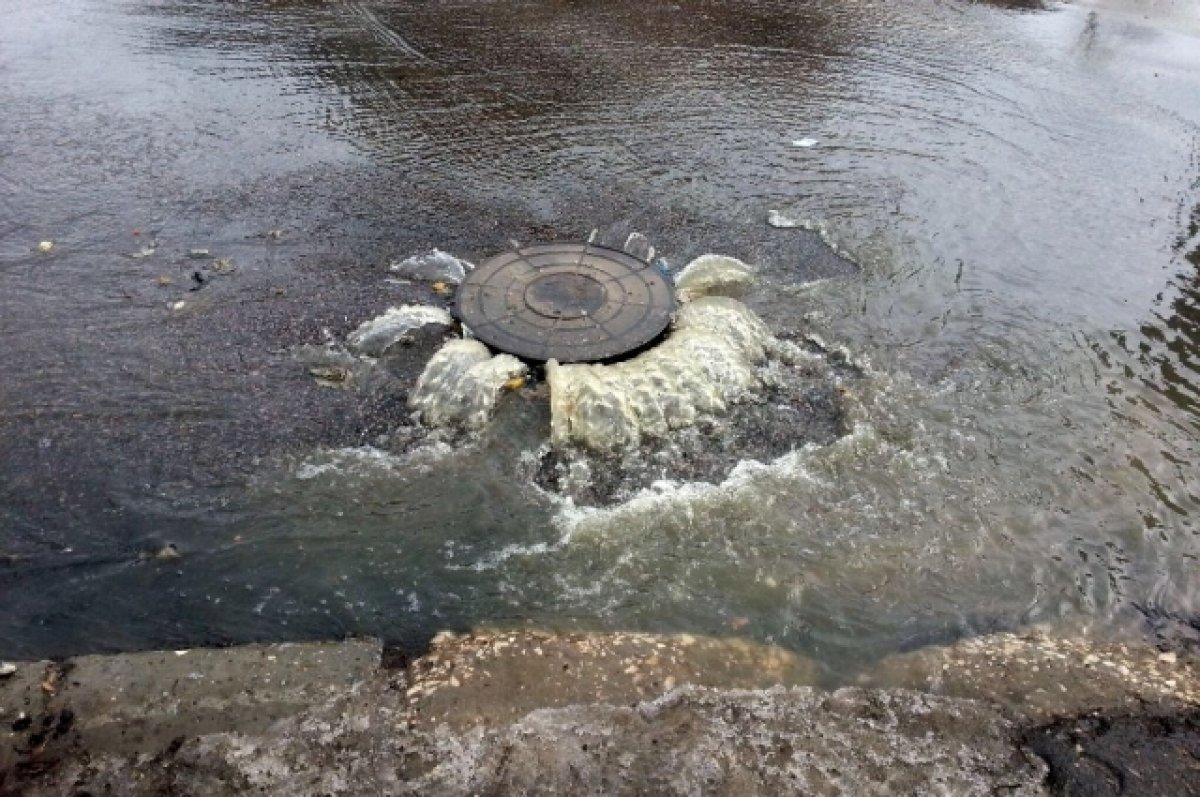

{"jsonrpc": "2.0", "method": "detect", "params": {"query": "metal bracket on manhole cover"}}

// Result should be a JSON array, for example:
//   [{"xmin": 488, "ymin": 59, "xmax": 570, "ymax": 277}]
[{"xmin": 455, "ymin": 243, "xmax": 676, "ymax": 363}]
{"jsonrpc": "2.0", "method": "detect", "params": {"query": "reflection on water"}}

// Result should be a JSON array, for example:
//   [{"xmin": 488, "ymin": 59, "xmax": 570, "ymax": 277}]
[{"xmin": 1, "ymin": 0, "xmax": 1200, "ymax": 676}]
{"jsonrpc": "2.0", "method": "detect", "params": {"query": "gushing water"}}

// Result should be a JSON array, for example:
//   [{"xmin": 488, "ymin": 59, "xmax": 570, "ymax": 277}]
[{"xmin": 1, "ymin": 0, "xmax": 1199, "ymax": 677}]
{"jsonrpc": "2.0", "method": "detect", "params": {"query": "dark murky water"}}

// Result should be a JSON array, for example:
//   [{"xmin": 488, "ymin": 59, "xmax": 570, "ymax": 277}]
[{"xmin": 2, "ymin": 0, "xmax": 1199, "ymax": 679}]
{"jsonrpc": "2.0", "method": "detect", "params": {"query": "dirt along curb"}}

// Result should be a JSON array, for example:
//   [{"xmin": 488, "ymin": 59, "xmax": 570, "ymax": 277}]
[{"xmin": 1, "ymin": 625, "xmax": 1197, "ymax": 795}]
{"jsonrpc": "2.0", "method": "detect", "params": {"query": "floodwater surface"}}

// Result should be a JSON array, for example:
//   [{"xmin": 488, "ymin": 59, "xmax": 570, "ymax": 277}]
[{"xmin": 1, "ymin": 0, "xmax": 1199, "ymax": 679}]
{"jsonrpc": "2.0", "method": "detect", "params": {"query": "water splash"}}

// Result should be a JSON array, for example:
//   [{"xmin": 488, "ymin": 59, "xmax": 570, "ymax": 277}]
[
  {"xmin": 389, "ymin": 249, "xmax": 474, "ymax": 284},
  {"xmin": 546, "ymin": 298, "xmax": 779, "ymax": 451},
  {"xmin": 674, "ymin": 254, "xmax": 757, "ymax": 302},
  {"xmin": 409, "ymin": 339, "xmax": 528, "ymax": 428},
  {"xmin": 346, "ymin": 305, "xmax": 453, "ymax": 357}
]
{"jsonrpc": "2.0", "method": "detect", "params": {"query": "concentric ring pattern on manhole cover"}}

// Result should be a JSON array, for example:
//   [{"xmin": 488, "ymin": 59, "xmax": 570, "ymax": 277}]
[{"xmin": 456, "ymin": 243, "xmax": 676, "ymax": 363}]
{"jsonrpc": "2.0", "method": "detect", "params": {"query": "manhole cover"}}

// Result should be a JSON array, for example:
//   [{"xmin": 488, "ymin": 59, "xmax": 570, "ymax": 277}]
[{"xmin": 456, "ymin": 243, "xmax": 676, "ymax": 363}]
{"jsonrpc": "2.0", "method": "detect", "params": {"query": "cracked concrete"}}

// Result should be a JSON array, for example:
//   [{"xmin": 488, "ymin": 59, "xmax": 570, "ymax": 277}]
[{"xmin": 2, "ymin": 626, "xmax": 1199, "ymax": 796}]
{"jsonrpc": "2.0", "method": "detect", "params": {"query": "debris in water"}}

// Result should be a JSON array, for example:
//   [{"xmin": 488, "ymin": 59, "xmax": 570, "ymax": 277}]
[
  {"xmin": 309, "ymin": 365, "xmax": 353, "ymax": 388},
  {"xmin": 503, "ymin": 375, "xmax": 526, "ymax": 391},
  {"xmin": 128, "ymin": 245, "xmax": 157, "ymax": 259},
  {"xmin": 346, "ymin": 305, "xmax": 454, "ymax": 357},
  {"xmin": 674, "ymin": 254, "xmax": 756, "ymax": 301},
  {"xmin": 157, "ymin": 275, "xmax": 174, "ymax": 286},
  {"xmin": 171, "ymin": 300, "xmax": 187, "ymax": 311},
  {"xmin": 188, "ymin": 248, "xmax": 210, "ymax": 259},
  {"xmin": 431, "ymin": 280, "xmax": 453, "ymax": 296},
  {"xmin": 37, "ymin": 240, "xmax": 54, "ymax": 253},
  {"xmin": 409, "ymin": 339, "xmax": 528, "ymax": 428},
  {"xmin": 40, "ymin": 665, "xmax": 60, "ymax": 695},
  {"xmin": 154, "ymin": 543, "xmax": 181, "ymax": 561},
  {"xmin": 389, "ymin": 249, "xmax": 473, "ymax": 285},
  {"xmin": 212, "ymin": 257, "xmax": 236, "ymax": 274},
  {"xmin": 792, "ymin": 137, "xmax": 819, "ymax": 148},
  {"xmin": 0, "ymin": 662, "xmax": 15, "ymax": 678}
]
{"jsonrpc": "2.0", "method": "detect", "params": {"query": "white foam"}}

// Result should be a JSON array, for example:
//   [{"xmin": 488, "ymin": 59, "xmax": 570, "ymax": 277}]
[
  {"xmin": 546, "ymin": 298, "xmax": 774, "ymax": 451},
  {"xmin": 551, "ymin": 423, "xmax": 879, "ymax": 536},
  {"xmin": 294, "ymin": 442, "xmax": 453, "ymax": 481},
  {"xmin": 446, "ymin": 538, "xmax": 569, "ymax": 572}
]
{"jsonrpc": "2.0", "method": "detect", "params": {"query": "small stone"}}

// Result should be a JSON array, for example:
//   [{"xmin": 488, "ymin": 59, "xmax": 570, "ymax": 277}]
[
  {"xmin": 0, "ymin": 662, "xmax": 16, "ymax": 678},
  {"xmin": 1158, "ymin": 651, "xmax": 1177, "ymax": 664},
  {"xmin": 1083, "ymin": 654, "xmax": 1099, "ymax": 665}
]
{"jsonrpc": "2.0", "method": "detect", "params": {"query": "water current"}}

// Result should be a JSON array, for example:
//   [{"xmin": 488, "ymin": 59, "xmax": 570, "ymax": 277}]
[{"xmin": 1, "ymin": 0, "xmax": 1199, "ymax": 681}]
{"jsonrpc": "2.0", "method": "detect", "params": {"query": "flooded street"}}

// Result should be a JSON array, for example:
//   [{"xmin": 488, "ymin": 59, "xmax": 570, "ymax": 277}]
[{"xmin": 2, "ymin": 0, "xmax": 1199, "ymax": 684}]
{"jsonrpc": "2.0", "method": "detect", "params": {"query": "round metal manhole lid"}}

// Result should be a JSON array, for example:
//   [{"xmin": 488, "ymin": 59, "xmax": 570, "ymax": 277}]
[{"xmin": 456, "ymin": 243, "xmax": 676, "ymax": 363}]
